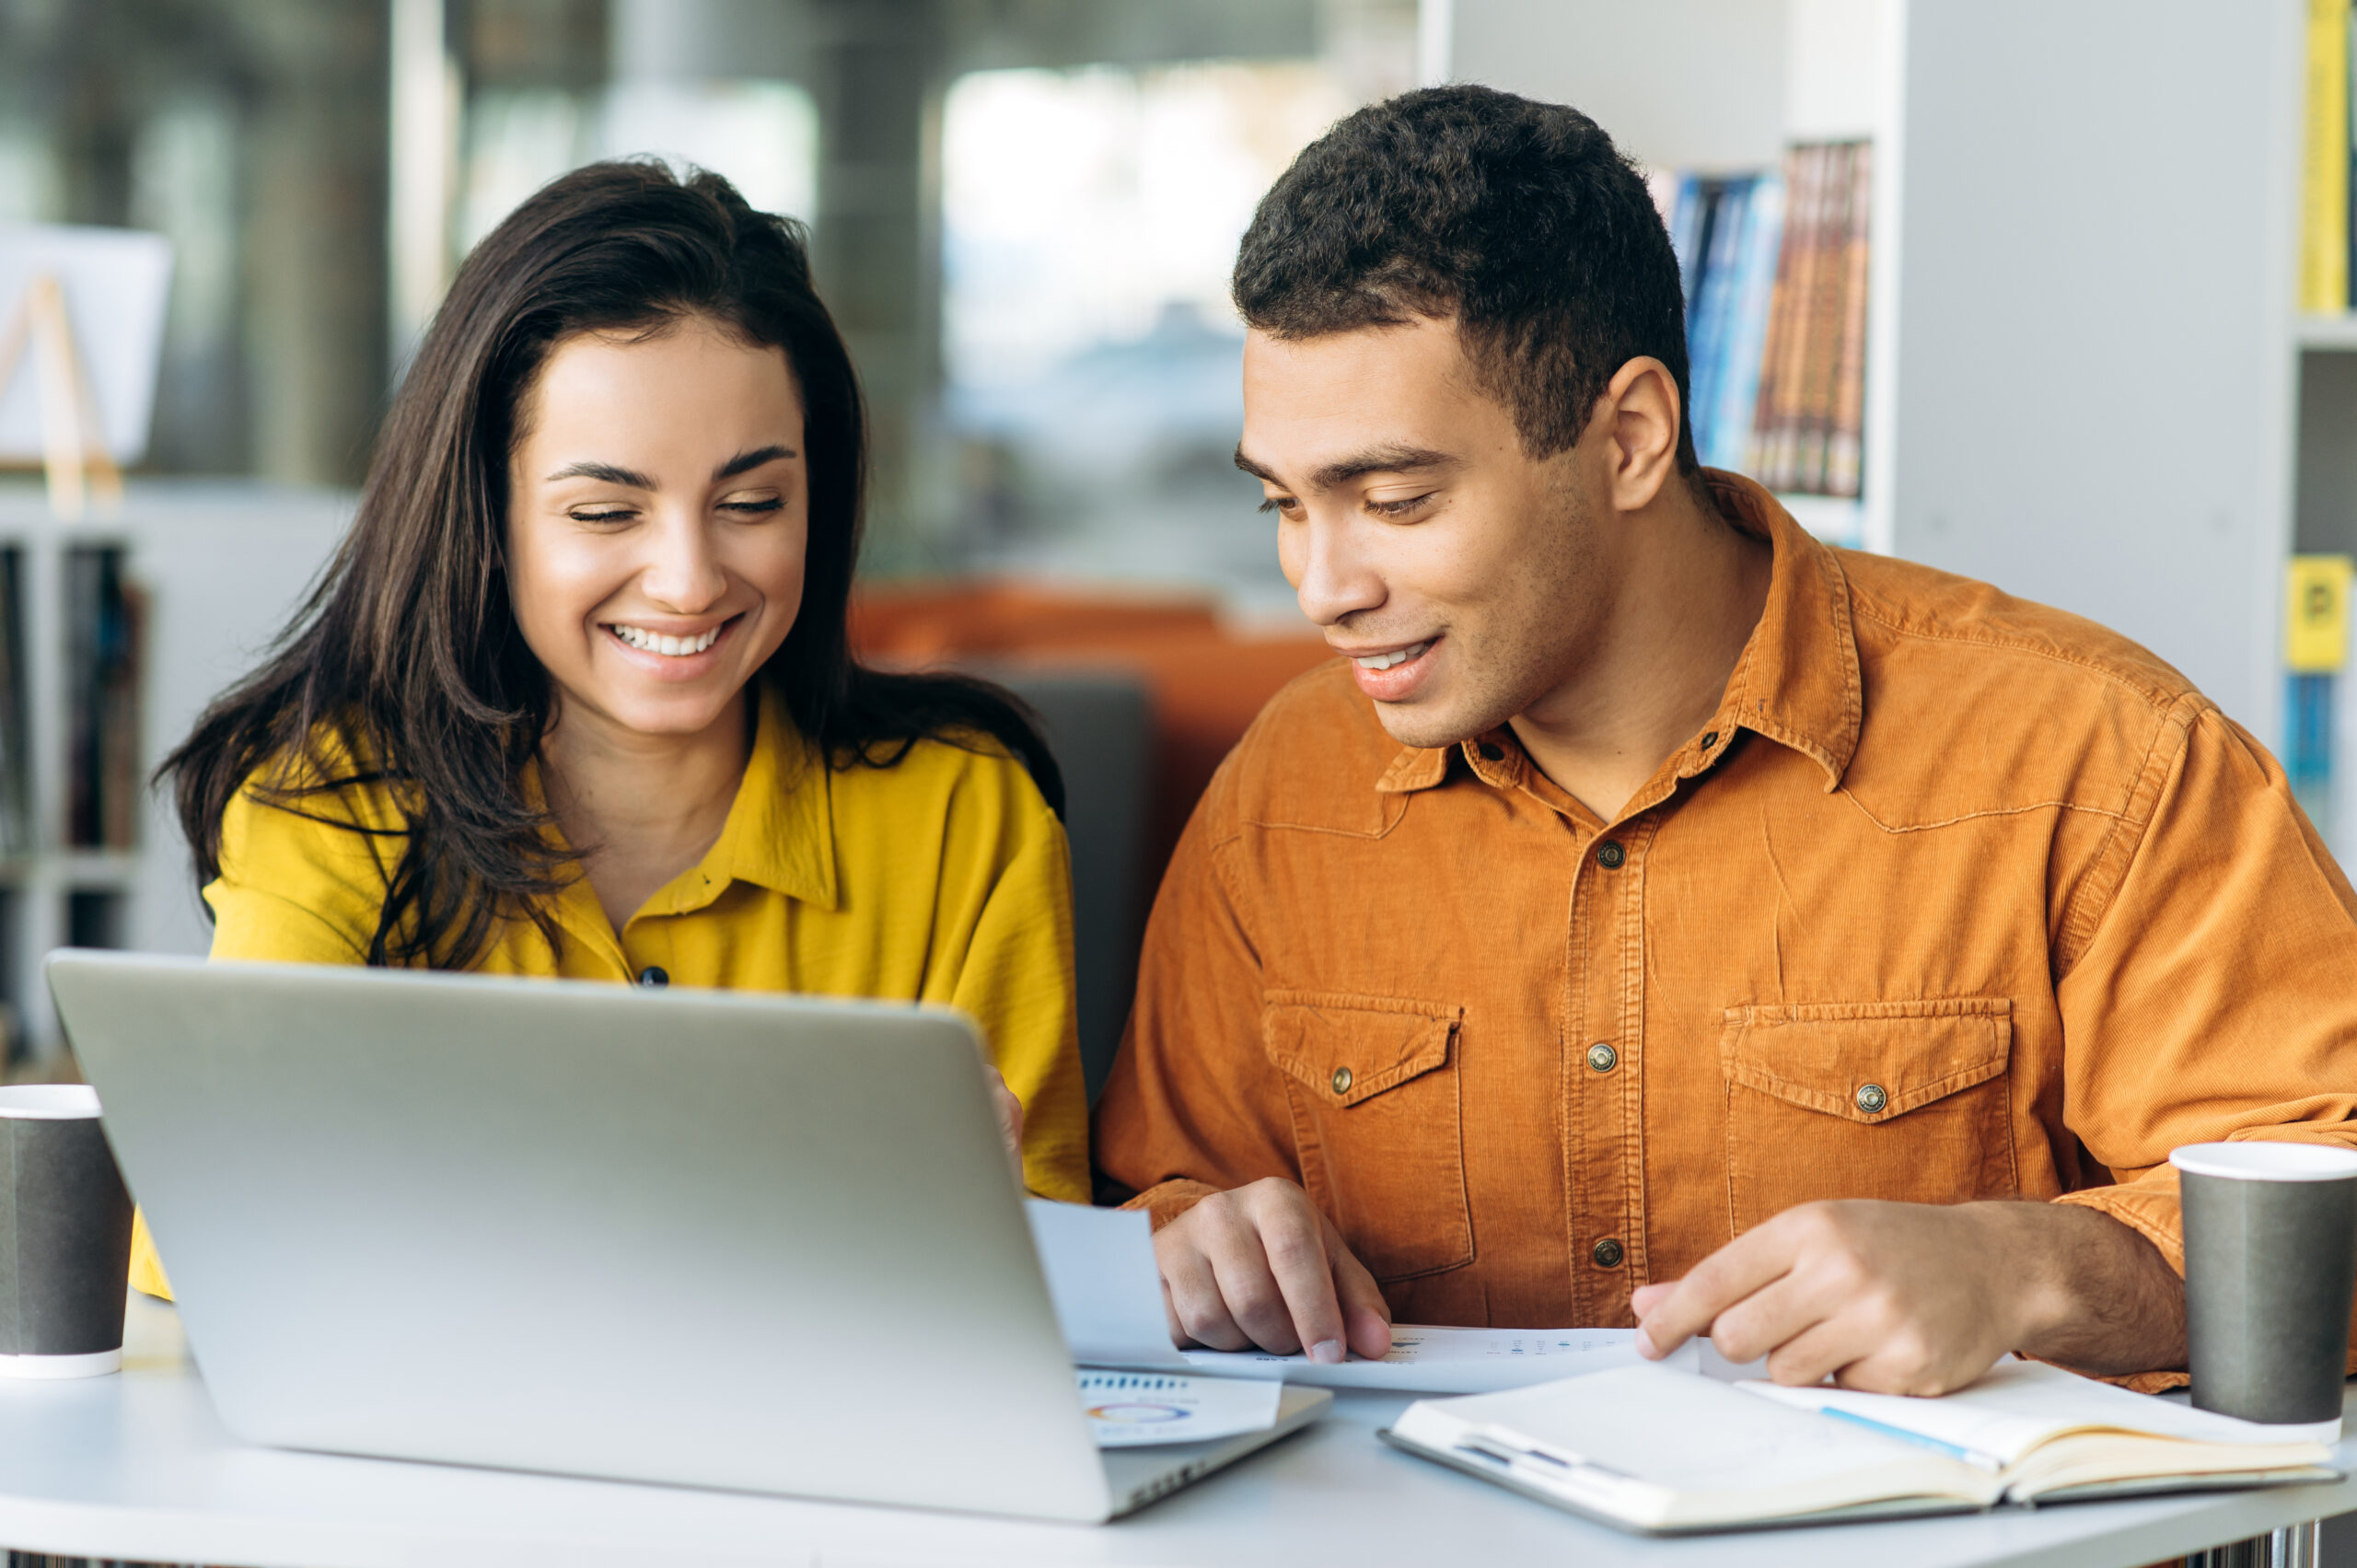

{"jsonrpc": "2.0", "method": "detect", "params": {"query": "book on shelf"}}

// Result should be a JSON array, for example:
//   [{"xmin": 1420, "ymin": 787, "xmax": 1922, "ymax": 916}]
[
  {"xmin": 64, "ymin": 546, "xmax": 143, "ymax": 853},
  {"xmin": 0, "ymin": 548, "xmax": 29, "ymax": 858},
  {"xmin": 1655, "ymin": 139, "xmax": 1871, "ymax": 506},
  {"xmin": 2305, "ymin": 0, "xmax": 2351, "ymax": 315},
  {"xmin": 1381, "ymin": 1359, "xmax": 2339, "ymax": 1537}
]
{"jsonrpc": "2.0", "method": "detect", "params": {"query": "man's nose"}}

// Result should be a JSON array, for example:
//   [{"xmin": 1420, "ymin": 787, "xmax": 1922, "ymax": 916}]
[
  {"xmin": 639, "ymin": 511, "xmax": 728, "ymax": 613},
  {"xmin": 1290, "ymin": 517, "xmax": 1387, "ymax": 628}
]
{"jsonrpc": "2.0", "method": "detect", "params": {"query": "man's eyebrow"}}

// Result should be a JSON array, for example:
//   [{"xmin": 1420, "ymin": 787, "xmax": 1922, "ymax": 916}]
[
  {"xmin": 1232, "ymin": 443, "xmax": 1457, "ymax": 492},
  {"xmin": 544, "ymin": 459, "xmax": 656, "ymax": 487},
  {"xmin": 713, "ymin": 444, "xmax": 797, "ymax": 481},
  {"xmin": 1309, "ymin": 445, "xmax": 1456, "ymax": 489}
]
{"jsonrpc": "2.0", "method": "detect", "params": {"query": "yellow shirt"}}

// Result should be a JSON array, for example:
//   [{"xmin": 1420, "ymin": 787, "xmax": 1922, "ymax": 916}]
[{"xmin": 129, "ymin": 684, "xmax": 1088, "ymax": 1296}]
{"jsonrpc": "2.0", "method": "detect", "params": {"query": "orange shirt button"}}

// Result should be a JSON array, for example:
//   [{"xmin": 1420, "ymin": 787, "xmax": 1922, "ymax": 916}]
[
  {"xmin": 1854, "ymin": 1083, "xmax": 1888, "ymax": 1114},
  {"xmin": 1585, "ymin": 1042, "xmax": 1618, "ymax": 1073},
  {"xmin": 1330, "ymin": 1065, "xmax": 1353, "ymax": 1095},
  {"xmin": 1592, "ymin": 1237, "xmax": 1625, "ymax": 1268},
  {"xmin": 1477, "ymin": 742, "xmax": 1504, "ymax": 761},
  {"xmin": 1596, "ymin": 841, "xmax": 1627, "ymax": 869}
]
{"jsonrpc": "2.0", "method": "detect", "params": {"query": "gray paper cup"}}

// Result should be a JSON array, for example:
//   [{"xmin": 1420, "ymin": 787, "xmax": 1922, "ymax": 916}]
[
  {"xmin": 2171, "ymin": 1141, "xmax": 2357, "ymax": 1432},
  {"xmin": 0, "ymin": 1084, "xmax": 134, "ymax": 1378}
]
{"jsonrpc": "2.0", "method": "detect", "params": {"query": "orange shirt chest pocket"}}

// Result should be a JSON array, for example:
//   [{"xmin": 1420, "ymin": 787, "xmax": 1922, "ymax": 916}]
[
  {"xmin": 1719, "ymin": 997, "xmax": 2017, "ymax": 1234},
  {"xmin": 1262, "ymin": 991, "xmax": 1471, "ymax": 1283}
]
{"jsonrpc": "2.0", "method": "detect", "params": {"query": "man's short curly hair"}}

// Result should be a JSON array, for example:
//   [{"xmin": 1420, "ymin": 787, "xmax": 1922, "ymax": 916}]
[{"xmin": 1232, "ymin": 84, "xmax": 1695, "ymax": 470}]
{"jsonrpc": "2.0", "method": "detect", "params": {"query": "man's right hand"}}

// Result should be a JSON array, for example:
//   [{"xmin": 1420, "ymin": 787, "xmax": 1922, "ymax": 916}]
[{"xmin": 1152, "ymin": 1178, "xmax": 1394, "ymax": 1365}]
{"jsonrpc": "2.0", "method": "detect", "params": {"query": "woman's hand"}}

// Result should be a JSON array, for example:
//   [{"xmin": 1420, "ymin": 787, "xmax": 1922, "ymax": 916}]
[{"xmin": 985, "ymin": 1064, "xmax": 1026, "ymax": 1180}]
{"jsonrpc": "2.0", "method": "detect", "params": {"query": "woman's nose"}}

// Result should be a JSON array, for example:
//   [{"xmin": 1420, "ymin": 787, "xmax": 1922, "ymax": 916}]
[{"xmin": 639, "ymin": 514, "xmax": 728, "ymax": 612}]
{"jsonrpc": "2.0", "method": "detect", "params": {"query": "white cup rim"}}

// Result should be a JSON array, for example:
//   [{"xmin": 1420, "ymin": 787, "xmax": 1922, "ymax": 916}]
[
  {"xmin": 0, "ymin": 1084, "xmax": 99, "ymax": 1121},
  {"xmin": 2170, "ymin": 1141, "xmax": 2357, "ymax": 1182}
]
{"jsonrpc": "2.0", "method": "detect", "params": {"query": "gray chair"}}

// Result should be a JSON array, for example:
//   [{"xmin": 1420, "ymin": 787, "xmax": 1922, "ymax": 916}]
[{"xmin": 986, "ymin": 668, "xmax": 1155, "ymax": 1106}]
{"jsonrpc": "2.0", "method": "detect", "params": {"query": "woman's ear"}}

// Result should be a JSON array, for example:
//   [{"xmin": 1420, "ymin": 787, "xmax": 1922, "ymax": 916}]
[{"xmin": 1598, "ymin": 355, "xmax": 1683, "ymax": 513}]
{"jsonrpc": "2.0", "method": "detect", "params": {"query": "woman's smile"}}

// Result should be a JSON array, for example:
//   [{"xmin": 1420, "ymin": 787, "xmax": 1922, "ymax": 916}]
[{"xmin": 601, "ymin": 613, "xmax": 742, "ymax": 678}]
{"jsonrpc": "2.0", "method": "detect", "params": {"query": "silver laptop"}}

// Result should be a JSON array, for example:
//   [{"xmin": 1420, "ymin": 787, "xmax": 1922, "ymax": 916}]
[{"xmin": 46, "ymin": 950, "xmax": 1326, "ymax": 1522}]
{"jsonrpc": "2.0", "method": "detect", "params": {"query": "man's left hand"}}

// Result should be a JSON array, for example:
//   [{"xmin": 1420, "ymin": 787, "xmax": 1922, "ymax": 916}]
[{"xmin": 1631, "ymin": 1199, "xmax": 2187, "ymax": 1394}]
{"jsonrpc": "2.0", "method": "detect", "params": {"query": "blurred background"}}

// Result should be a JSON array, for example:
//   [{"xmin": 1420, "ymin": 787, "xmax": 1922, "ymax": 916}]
[
  {"xmin": 0, "ymin": 1, "xmax": 2339, "ymax": 1098},
  {"xmin": 0, "ymin": 0, "xmax": 1415, "ymax": 588}
]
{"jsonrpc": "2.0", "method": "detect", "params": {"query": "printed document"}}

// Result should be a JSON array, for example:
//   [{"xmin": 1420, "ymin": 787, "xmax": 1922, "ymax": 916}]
[
  {"xmin": 1025, "ymin": 1200, "xmax": 1692, "ymax": 1393},
  {"xmin": 1077, "ymin": 1369, "xmax": 1284, "ymax": 1447}
]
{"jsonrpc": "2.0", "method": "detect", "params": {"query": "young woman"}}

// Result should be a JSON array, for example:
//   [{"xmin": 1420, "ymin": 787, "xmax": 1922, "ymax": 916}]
[{"xmin": 132, "ymin": 162, "xmax": 1086, "ymax": 1294}]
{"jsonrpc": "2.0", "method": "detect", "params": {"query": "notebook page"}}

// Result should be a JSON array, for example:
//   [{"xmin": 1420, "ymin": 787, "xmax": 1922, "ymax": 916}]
[
  {"xmin": 1397, "ymin": 1364, "xmax": 2000, "ymax": 1525},
  {"xmin": 1742, "ymin": 1357, "xmax": 2338, "ymax": 1466}
]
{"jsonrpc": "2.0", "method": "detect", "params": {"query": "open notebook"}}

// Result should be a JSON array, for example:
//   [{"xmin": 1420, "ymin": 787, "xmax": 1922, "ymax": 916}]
[{"xmin": 1382, "ymin": 1360, "xmax": 2342, "ymax": 1534}]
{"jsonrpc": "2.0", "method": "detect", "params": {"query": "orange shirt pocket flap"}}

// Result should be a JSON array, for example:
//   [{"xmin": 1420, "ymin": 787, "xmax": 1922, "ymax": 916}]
[
  {"xmin": 1263, "ymin": 991, "xmax": 1462, "ymax": 1107},
  {"xmin": 1720, "ymin": 998, "xmax": 2013, "ymax": 1124}
]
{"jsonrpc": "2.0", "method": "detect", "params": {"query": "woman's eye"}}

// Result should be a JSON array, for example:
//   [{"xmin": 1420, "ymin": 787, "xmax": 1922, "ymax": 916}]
[
  {"xmin": 720, "ymin": 496, "xmax": 785, "ymax": 517},
  {"xmin": 569, "ymin": 508, "xmax": 634, "ymax": 524}
]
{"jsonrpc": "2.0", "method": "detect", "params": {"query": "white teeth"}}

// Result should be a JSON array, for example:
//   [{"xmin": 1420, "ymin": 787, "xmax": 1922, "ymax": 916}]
[
  {"xmin": 1353, "ymin": 640, "xmax": 1431, "ymax": 671},
  {"xmin": 612, "ymin": 624, "xmax": 721, "ymax": 656}
]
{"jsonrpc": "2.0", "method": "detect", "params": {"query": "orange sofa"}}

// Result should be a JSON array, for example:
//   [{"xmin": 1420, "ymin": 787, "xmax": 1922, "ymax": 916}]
[{"xmin": 850, "ymin": 581, "xmax": 1333, "ymax": 893}]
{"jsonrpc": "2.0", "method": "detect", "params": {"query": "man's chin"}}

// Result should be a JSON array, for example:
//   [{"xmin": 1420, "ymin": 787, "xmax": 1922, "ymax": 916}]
[{"xmin": 1368, "ymin": 698, "xmax": 1498, "ymax": 755}]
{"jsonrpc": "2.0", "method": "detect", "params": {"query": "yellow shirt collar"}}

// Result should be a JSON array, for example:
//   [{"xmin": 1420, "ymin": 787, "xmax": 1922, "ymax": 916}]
[
  {"xmin": 651, "ymin": 682, "xmax": 839, "ymax": 914},
  {"xmin": 536, "ymin": 682, "xmax": 841, "ymax": 947}
]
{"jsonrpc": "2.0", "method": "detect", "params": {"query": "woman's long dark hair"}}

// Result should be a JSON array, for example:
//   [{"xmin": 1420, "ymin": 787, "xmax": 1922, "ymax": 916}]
[{"xmin": 160, "ymin": 160, "xmax": 1062, "ymax": 969}]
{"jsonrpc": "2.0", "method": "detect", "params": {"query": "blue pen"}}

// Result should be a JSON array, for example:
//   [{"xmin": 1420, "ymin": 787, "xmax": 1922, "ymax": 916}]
[{"xmin": 1816, "ymin": 1407, "xmax": 2005, "ymax": 1471}]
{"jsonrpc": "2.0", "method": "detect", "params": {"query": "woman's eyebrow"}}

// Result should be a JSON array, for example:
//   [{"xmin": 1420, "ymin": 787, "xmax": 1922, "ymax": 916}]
[
  {"xmin": 544, "ymin": 459, "xmax": 656, "ymax": 487},
  {"xmin": 540, "ymin": 447, "xmax": 796, "ymax": 488},
  {"xmin": 713, "ymin": 444, "xmax": 797, "ymax": 480}
]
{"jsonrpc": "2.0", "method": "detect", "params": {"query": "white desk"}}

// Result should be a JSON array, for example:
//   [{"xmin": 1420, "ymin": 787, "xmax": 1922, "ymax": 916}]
[{"xmin": 0, "ymin": 1295, "xmax": 2347, "ymax": 1568}]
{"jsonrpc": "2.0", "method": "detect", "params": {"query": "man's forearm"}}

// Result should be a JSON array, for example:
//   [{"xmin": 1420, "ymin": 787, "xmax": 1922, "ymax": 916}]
[{"xmin": 1982, "ymin": 1201, "xmax": 2188, "ymax": 1376}]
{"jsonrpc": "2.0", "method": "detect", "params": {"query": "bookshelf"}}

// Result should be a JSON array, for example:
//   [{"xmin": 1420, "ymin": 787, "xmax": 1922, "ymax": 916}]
[
  {"xmin": 0, "ymin": 482, "xmax": 352, "ymax": 1063},
  {"xmin": 2297, "ymin": 314, "xmax": 2357, "ymax": 352},
  {"xmin": 1444, "ymin": 0, "xmax": 2305, "ymax": 750}
]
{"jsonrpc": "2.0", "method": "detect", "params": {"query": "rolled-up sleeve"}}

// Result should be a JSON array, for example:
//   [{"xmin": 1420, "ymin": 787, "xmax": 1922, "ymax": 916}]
[{"xmin": 2053, "ymin": 697, "xmax": 2357, "ymax": 1368}]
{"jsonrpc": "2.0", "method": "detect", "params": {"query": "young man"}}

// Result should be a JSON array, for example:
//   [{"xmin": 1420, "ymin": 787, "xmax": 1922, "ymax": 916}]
[{"xmin": 1092, "ymin": 85, "xmax": 2357, "ymax": 1394}]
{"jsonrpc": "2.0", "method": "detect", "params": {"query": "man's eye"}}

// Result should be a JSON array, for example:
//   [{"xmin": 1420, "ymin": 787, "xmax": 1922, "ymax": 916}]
[
  {"xmin": 1257, "ymin": 495, "xmax": 1300, "ymax": 515},
  {"xmin": 1369, "ymin": 493, "xmax": 1435, "ymax": 517}
]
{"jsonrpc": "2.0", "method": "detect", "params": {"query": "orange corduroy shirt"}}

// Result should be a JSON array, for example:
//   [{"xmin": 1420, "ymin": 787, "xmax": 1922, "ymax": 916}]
[{"xmin": 1094, "ymin": 472, "xmax": 2357, "ymax": 1380}]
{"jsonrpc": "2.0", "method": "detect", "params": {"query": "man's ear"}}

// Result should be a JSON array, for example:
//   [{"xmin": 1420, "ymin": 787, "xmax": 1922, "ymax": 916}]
[{"xmin": 1597, "ymin": 355, "xmax": 1683, "ymax": 513}]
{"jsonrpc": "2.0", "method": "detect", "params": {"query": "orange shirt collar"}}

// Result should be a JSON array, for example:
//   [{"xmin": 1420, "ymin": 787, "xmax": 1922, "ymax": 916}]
[{"xmin": 1377, "ymin": 470, "xmax": 1862, "ymax": 797}]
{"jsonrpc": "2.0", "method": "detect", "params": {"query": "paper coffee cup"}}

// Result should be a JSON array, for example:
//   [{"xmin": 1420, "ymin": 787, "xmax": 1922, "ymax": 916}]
[
  {"xmin": 2171, "ymin": 1141, "xmax": 2357, "ymax": 1431},
  {"xmin": 0, "ymin": 1084, "xmax": 134, "ymax": 1378}
]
